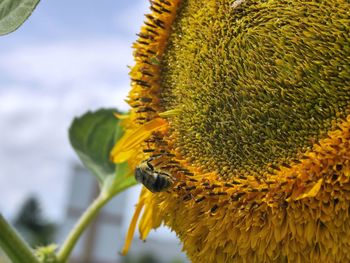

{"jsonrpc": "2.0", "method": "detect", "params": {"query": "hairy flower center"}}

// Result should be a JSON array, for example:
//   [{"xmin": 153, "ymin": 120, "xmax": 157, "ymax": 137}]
[{"xmin": 160, "ymin": 0, "xmax": 350, "ymax": 178}]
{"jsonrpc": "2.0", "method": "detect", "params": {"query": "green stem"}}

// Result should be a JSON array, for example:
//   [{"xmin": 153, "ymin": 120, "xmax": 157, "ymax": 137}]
[
  {"xmin": 0, "ymin": 214, "xmax": 40, "ymax": 263},
  {"xmin": 56, "ymin": 192, "xmax": 111, "ymax": 263},
  {"xmin": 56, "ymin": 166, "xmax": 137, "ymax": 263}
]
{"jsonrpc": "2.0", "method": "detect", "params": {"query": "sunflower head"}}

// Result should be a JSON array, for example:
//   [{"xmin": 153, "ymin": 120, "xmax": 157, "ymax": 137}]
[{"xmin": 112, "ymin": 0, "xmax": 350, "ymax": 261}]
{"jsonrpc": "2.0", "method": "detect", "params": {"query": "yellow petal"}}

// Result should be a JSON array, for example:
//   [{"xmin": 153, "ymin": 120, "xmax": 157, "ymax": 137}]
[
  {"xmin": 120, "ymin": 196, "xmax": 145, "ymax": 256},
  {"xmin": 114, "ymin": 112, "xmax": 130, "ymax": 120},
  {"xmin": 295, "ymin": 179, "xmax": 323, "ymax": 200},
  {"xmin": 111, "ymin": 118, "xmax": 167, "ymax": 163}
]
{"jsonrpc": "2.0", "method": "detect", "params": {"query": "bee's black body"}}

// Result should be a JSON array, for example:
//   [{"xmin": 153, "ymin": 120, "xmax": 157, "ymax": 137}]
[{"xmin": 135, "ymin": 160, "xmax": 173, "ymax": 192}]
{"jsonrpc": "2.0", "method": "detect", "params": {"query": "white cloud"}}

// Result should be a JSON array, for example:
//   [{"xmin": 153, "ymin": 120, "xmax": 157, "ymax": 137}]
[
  {"xmin": 112, "ymin": 1, "xmax": 150, "ymax": 36},
  {"xmin": 0, "ymin": 39, "xmax": 134, "ymax": 89}
]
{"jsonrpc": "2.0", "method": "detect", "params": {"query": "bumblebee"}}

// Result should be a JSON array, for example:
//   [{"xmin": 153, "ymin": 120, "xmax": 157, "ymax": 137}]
[{"xmin": 135, "ymin": 159, "xmax": 174, "ymax": 193}]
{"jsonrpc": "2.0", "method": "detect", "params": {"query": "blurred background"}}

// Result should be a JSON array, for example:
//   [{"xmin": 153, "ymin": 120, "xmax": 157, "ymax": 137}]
[{"xmin": 0, "ymin": 1, "xmax": 188, "ymax": 262}]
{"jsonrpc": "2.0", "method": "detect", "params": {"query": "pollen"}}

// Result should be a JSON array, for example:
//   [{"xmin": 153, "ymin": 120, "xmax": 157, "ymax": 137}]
[{"xmin": 112, "ymin": 0, "xmax": 350, "ymax": 262}]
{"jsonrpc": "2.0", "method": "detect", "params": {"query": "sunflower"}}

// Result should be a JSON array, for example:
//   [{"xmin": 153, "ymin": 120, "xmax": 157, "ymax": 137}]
[{"xmin": 111, "ymin": 0, "xmax": 350, "ymax": 262}]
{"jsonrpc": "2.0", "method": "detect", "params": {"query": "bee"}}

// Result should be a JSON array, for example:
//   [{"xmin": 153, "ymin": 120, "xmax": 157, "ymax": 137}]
[{"xmin": 135, "ymin": 158, "xmax": 174, "ymax": 193}]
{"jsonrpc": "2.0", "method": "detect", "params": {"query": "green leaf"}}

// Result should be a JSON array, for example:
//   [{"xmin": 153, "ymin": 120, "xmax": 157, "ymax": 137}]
[
  {"xmin": 69, "ymin": 109, "xmax": 124, "ymax": 184},
  {"xmin": 62, "ymin": 109, "xmax": 137, "ymax": 263},
  {"xmin": 0, "ymin": 0, "xmax": 40, "ymax": 36},
  {"xmin": 102, "ymin": 161, "xmax": 136, "ymax": 196}
]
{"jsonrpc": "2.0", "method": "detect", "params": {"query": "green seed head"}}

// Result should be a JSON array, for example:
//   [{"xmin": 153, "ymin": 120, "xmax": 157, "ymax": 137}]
[{"xmin": 160, "ymin": 0, "xmax": 350, "ymax": 178}]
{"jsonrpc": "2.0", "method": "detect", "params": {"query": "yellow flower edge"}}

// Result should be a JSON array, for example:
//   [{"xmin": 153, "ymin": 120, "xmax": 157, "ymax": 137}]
[
  {"xmin": 117, "ymin": 115, "xmax": 350, "ymax": 262},
  {"xmin": 111, "ymin": 0, "xmax": 350, "ymax": 262}
]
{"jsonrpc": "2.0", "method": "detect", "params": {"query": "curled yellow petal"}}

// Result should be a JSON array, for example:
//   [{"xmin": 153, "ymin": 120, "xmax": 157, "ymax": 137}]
[
  {"xmin": 111, "ymin": 118, "xmax": 167, "ymax": 163},
  {"xmin": 120, "ymin": 196, "xmax": 145, "ymax": 256},
  {"xmin": 113, "ymin": 112, "xmax": 130, "ymax": 120},
  {"xmin": 295, "ymin": 179, "xmax": 323, "ymax": 200}
]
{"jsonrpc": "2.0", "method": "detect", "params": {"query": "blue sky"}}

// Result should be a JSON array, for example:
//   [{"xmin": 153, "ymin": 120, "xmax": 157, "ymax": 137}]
[{"xmin": 0, "ymin": 0, "xmax": 148, "ymax": 222}]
